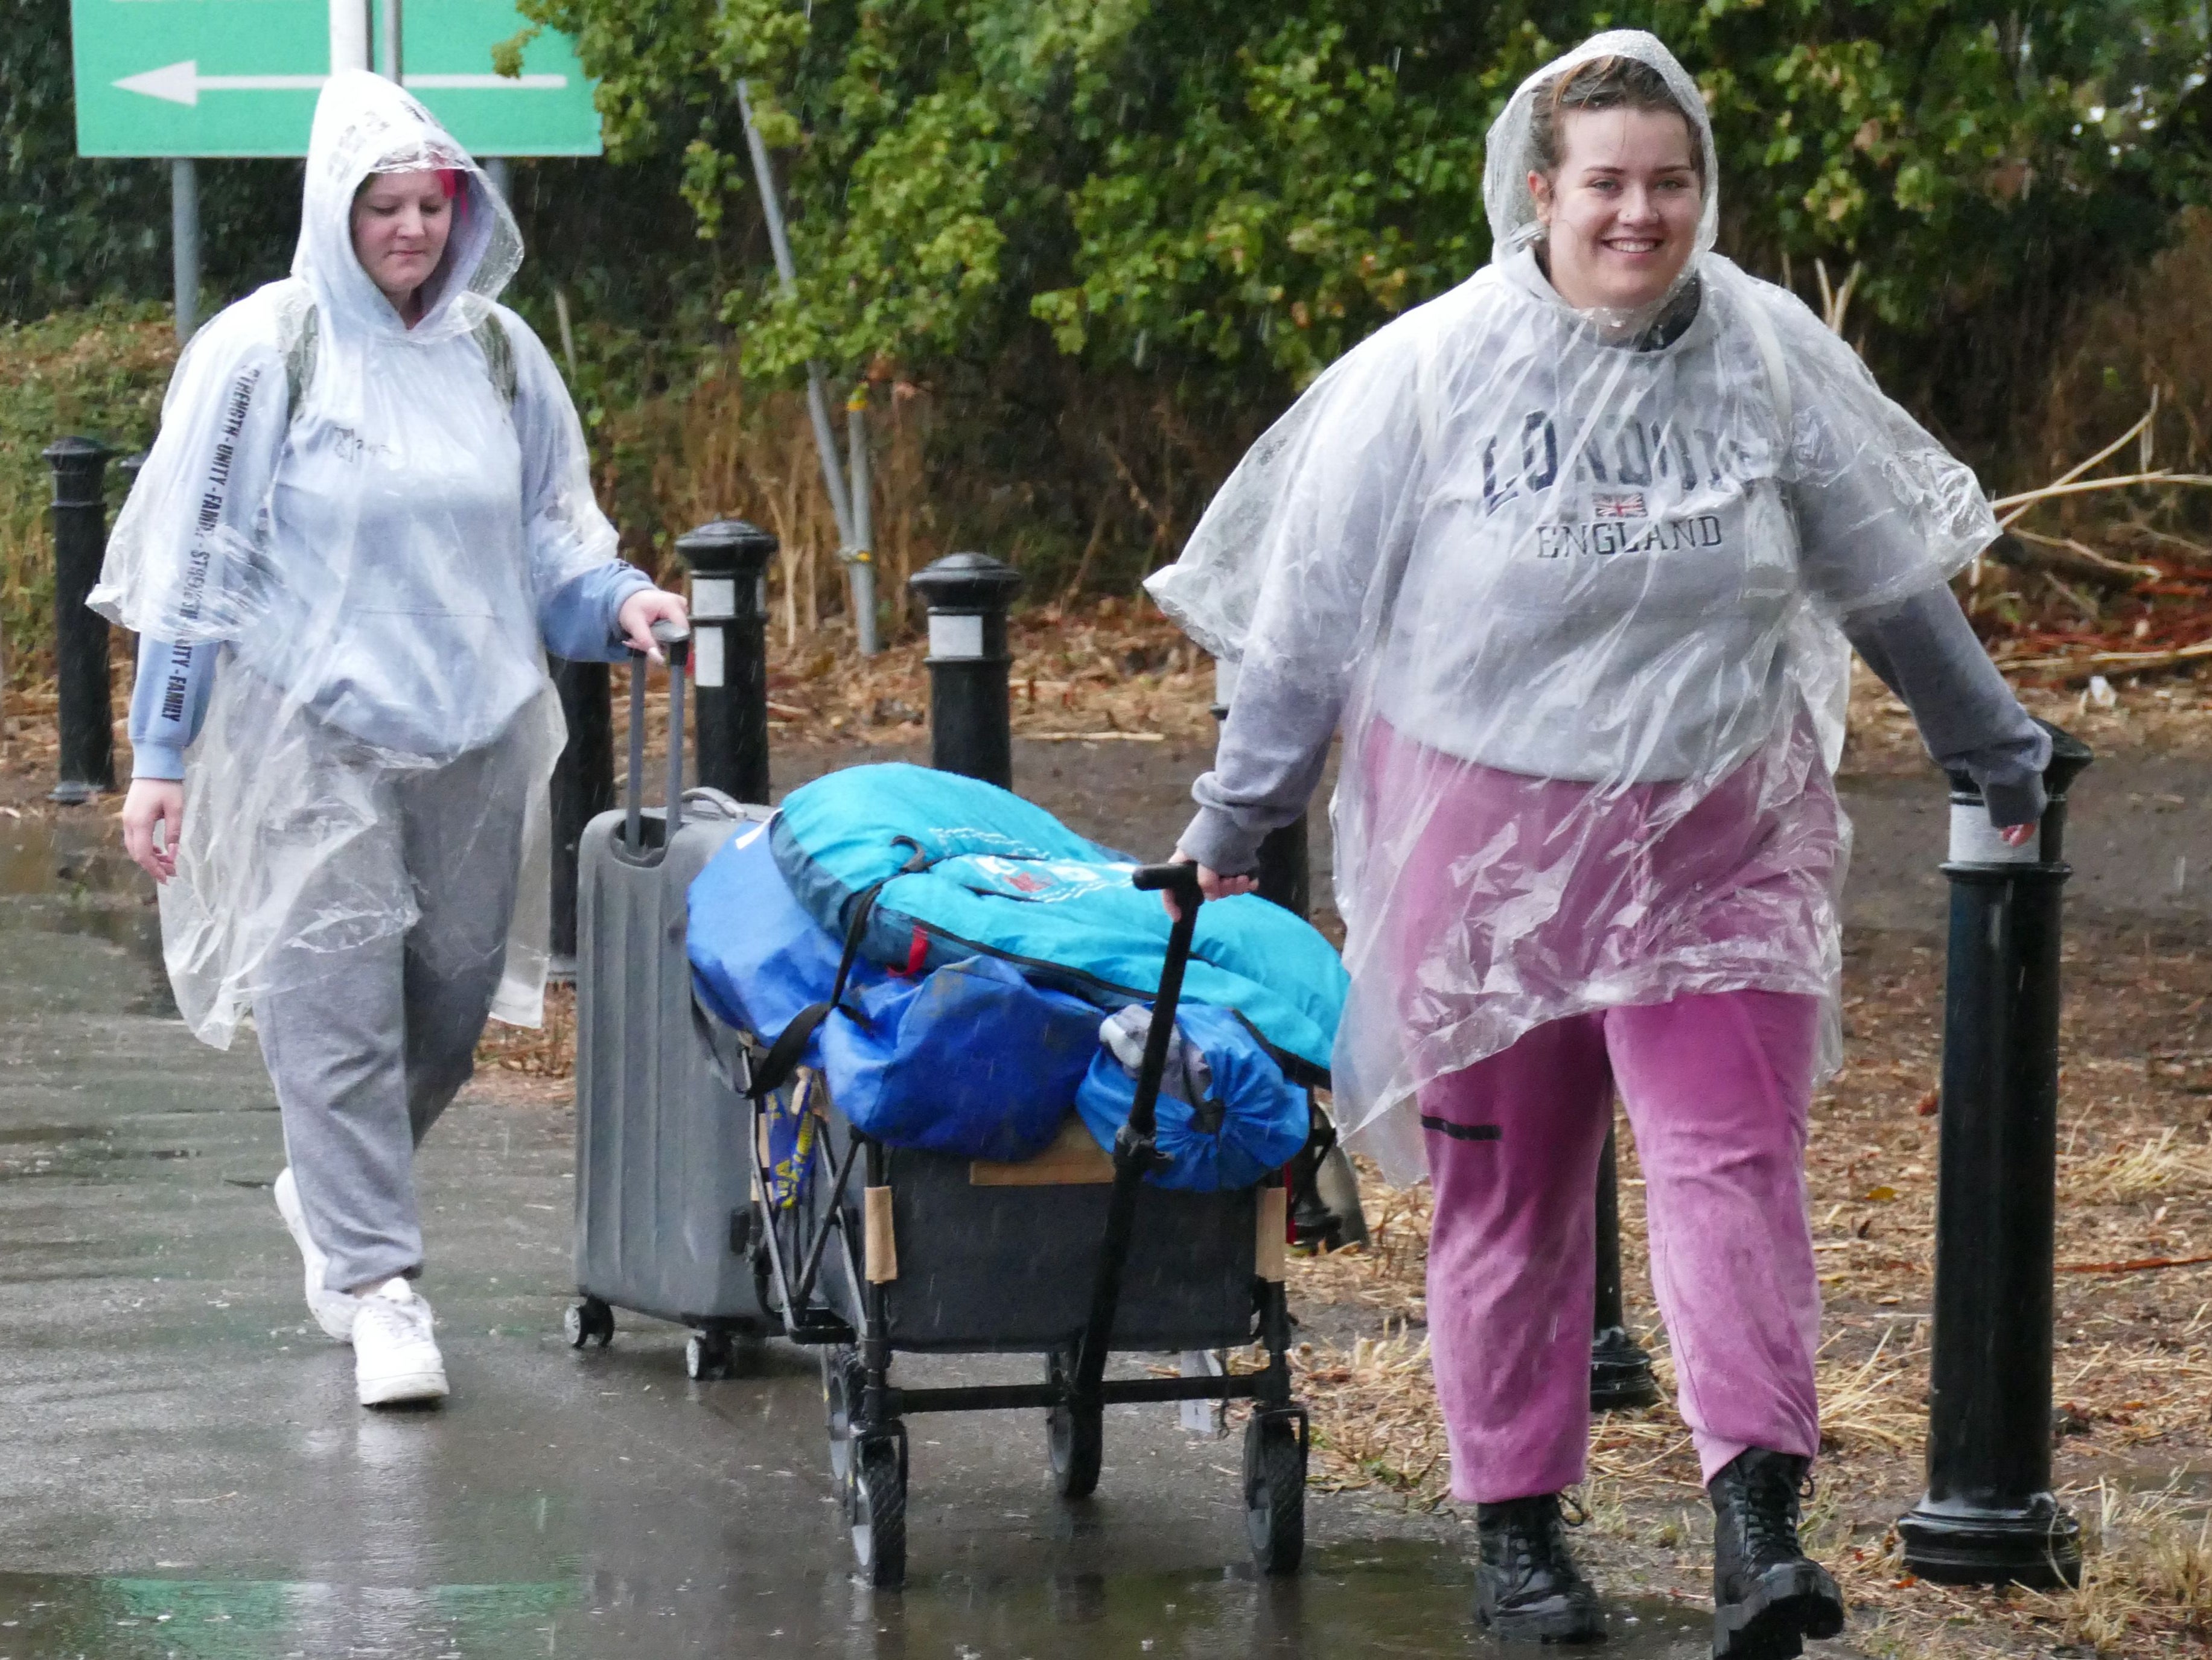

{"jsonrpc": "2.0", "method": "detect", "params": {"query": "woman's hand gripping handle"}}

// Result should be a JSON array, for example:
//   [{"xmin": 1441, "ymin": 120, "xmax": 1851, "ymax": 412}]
[{"xmin": 1155, "ymin": 850, "xmax": 1256, "ymax": 920}]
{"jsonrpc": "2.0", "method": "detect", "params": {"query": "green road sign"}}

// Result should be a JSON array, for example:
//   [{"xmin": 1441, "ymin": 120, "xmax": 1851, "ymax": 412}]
[{"xmin": 71, "ymin": 0, "xmax": 602, "ymax": 159}]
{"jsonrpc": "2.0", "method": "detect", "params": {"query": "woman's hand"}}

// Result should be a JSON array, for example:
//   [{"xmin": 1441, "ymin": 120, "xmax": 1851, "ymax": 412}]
[
  {"xmin": 1159, "ymin": 850, "xmax": 1258, "ymax": 920},
  {"xmin": 122, "ymin": 778, "xmax": 185, "ymax": 884},
  {"xmin": 617, "ymin": 587, "xmax": 690, "ymax": 662},
  {"xmin": 2000, "ymin": 821, "xmax": 2038, "ymax": 848}
]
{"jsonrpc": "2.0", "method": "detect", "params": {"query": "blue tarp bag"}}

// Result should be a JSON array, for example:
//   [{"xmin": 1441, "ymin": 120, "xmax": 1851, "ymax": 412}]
[
  {"xmin": 1076, "ymin": 1004, "xmax": 1313, "ymax": 1192},
  {"xmin": 767, "ymin": 763, "xmax": 1346, "ymax": 1081},
  {"xmin": 688, "ymin": 822, "xmax": 1093, "ymax": 1162}
]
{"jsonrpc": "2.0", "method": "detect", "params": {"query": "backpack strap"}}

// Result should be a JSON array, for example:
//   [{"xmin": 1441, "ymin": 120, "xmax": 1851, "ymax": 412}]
[
  {"xmin": 1741, "ymin": 290, "xmax": 1794, "ymax": 448},
  {"xmin": 744, "ymin": 879, "xmax": 889, "ymax": 1102},
  {"xmin": 279, "ymin": 289, "xmax": 319, "ymax": 421},
  {"xmin": 470, "ymin": 311, "xmax": 518, "ymax": 408},
  {"xmin": 278, "ymin": 293, "xmax": 519, "ymax": 425}
]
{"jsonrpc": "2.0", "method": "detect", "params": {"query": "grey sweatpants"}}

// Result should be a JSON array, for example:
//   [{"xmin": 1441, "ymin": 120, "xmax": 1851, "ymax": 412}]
[{"xmin": 253, "ymin": 739, "xmax": 529, "ymax": 1292}]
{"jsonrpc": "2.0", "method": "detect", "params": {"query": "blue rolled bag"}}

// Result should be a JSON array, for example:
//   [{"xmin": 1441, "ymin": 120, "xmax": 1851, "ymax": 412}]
[{"xmin": 686, "ymin": 765, "xmax": 1349, "ymax": 1189}]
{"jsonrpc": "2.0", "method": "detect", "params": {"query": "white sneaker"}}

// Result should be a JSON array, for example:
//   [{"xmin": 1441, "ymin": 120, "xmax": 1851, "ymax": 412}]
[
  {"xmin": 352, "ymin": 1278, "xmax": 450, "ymax": 1407},
  {"xmin": 273, "ymin": 1168, "xmax": 362, "ymax": 1342}
]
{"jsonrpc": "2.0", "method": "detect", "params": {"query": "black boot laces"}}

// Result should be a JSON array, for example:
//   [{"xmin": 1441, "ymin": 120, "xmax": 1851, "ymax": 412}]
[
  {"xmin": 1486, "ymin": 1495, "xmax": 1579, "ymax": 1583},
  {"xmin": 1738, "ymin": 1461, "xmax": 1806, "ymax": 1565}
]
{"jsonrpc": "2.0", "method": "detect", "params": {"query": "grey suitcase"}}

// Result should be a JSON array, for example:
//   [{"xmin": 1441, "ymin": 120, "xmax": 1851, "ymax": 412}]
[{"xmin": 564, "ymin": 624, "xmax": 770, "ymax": 1379}]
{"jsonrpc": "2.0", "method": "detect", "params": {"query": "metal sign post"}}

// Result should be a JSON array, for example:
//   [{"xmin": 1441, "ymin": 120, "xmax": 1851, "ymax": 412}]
[
  {"xmin": 736, "ymin": 78, "xmax": 881, "ymax": 658},
  {"xmin": 169, "ymin": 158, "xmax": 200, "ymax": 343}
]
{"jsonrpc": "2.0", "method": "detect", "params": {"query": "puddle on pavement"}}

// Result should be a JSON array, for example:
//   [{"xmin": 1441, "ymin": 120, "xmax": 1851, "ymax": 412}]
[
  {"xmin": 0, "ymin": 1544, "xmax": 1721, "ymax": 1659},
  {"xmin": 0, "ymin": 815, "xmax": 173, "ymax": 1016}
]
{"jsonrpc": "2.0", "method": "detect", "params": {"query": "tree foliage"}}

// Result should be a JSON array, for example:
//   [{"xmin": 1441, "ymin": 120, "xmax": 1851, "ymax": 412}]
[
  {"xmin": 524, "ymin": 0, "xmax": 2212, "ymax": 440},
  {"xmin": 1, "ymin": 0, "xmax": 301, "ymax": 322}
]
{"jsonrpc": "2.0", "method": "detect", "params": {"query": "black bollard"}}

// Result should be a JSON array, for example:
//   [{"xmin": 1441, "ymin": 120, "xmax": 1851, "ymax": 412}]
[
  {"xmin": 911, "ymin": 552, "xmax": 1022, "ymax": 790},
  {"xmin": 1591, "ymin": 1127, "xmax": 1659, "ymax": 1409},
  {"xmin": 547, "ymin": 660, "xmax": 614, "ymax": 975},
  {"xmin": 1208, "ymin": 660, "xmax": 1314, "ymax": 918},
  {"xmin": 1254, "ymin": 816, "xmax": 1312, "ymax": 918},
  {"xmin": 43, "ymin": 437, "xmax": 116, "ymax": 804},
  {"xmin": 1898, "ymin": 724, "xmax": 2093, "ymax": 1588},
  {"xmin": 675, "ymin": 520, "xmax": 779, "ymax": 803}
]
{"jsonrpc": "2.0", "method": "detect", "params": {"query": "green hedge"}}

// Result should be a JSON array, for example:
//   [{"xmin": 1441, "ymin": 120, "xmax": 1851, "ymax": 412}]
[{"xmin": 0, "ymin": 304, "xmax": 176, "ymax": 685}]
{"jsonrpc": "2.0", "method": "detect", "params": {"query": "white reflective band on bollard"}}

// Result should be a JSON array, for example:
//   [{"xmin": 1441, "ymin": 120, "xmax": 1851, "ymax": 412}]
[
  {"xmin": 690, "ymin": 577, "xmax": 736, "ymax": 622},
  {"xmin": 692, "ymin": 625, "xmax": 726, "ymax": 689},
  {"xmin": 1949, "ymin": 804, "xmax": 2038, "ymax": 865},
  {"xmin": 928, "ymin": 613, "xmax": 985, "ymax": 659}
]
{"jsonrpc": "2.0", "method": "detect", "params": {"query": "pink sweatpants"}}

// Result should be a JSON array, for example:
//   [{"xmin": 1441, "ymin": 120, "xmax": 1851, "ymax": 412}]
[{"xmin": 1421, "ymin": 990, "xmax": 1823, "ymax": 1502}]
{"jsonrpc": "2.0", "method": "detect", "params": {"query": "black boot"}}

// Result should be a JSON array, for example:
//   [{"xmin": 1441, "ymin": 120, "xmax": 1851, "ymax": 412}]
[
  {"xmin": 1707, "ymin": 1449, "xmax": 1846, "ymax": 1659},
  {"xmin": 1473, "ymin": 1493, "xmax": 1607, "ymax": 1644}
]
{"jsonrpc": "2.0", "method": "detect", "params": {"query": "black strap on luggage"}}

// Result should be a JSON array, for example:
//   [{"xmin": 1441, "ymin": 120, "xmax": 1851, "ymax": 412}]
[{"xmin": 745, "ymin": 839, "xmax": 933, "ymax": 1102}]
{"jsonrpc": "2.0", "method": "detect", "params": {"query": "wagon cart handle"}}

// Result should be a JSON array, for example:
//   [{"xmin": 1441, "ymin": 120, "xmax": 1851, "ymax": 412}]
[
  {"xmin": 1130, "ymin": 860, "xmax": 1203, "ymax": 899},
  {"xmin": 1067, "ymin": 862, "xmax": 1206, "ymax": 1405},
  {"xmin": 1124, "ymin": 863, "xmax": 1203, "ymax": 1145}
]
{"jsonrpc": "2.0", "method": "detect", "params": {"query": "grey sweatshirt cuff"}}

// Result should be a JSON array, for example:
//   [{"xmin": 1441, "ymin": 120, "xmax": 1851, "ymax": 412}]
[
  {"xmin": 1177, "ymin": 804, "xmax": 1267, "ymax": 877},
  {"xmin": 1979, "ymin": 768, "xmax": 2048, "ymax": 831}
]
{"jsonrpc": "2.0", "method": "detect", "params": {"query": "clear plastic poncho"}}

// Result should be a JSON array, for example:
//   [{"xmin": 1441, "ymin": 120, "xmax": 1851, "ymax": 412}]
[
  {"xmin": 92, "ymin": 72, "xmax": 620, "ymax": 1048},
  {"xmin": 1145, "ymin": 32, "xmax": 2000, "ymax": 1181}
]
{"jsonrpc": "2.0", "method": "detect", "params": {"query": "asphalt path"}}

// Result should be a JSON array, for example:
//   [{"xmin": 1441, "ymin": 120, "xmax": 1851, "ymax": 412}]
[
  {"xmin": 12, "ymin": 731, "xmax": 2205, "ymax": 1657},
  {"xmin": 0, "ymin": 807, "xmax": 1730, "ymax": 1659}
]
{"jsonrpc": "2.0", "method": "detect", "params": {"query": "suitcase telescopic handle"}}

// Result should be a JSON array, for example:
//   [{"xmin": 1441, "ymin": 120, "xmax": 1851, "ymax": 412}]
[{"xmin": 623, "ymin": 620, "xmax": 693, "ymax": 854}]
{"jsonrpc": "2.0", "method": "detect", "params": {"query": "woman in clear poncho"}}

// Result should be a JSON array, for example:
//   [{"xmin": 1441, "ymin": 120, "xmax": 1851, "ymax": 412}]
[
  {"xmin": 95, "ymin": 73, "xmax": 687, "ymax": 1411},
  {"xmin": 1148, "ymin": 33, "xmax": 2047, "ymax": 1653}
]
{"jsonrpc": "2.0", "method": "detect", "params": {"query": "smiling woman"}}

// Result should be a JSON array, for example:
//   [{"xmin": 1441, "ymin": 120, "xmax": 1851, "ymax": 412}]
[
  {"xmin": 1146, "ymin": 27, "xmax": 2056, "ymax": 1657},
  {"xmin": 1525, "ymin": 58, "xmax": 1704, "ymax": 316}
]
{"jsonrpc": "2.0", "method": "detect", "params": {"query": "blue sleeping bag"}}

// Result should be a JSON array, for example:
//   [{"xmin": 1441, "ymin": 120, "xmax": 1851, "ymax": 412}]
[
  {"xmin": 767, "ymin": 763, "xmax": 1345, "ymax": 1083},
  {"xmin": 685, "ymin": 771, "xmax": 1346, "ymax": 1188},
  {"xmin": 689, "ymin": 821, "xmax": 1097, "ymax": 1162}
]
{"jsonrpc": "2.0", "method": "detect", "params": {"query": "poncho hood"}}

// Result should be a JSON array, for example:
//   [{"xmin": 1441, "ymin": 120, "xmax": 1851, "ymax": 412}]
[
  {"xmin": 1482, "ymin": 31, "xmax": 1720, "ymax": 331},
  {"xmin": 297, "ymin": 70, "xmax": 521, "ymax": 342}
]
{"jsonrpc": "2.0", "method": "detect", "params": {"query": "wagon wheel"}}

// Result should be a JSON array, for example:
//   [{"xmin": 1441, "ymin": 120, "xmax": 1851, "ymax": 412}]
[
  {"xmin": 823, "ymin": 1344, "xmax": 867, "ymax": 1486},
  {"xmin": 1045, "ymin": 1347, "xmax": 1103, "ymax": 1499},
  {"xmin": 849, "ymin": 1433, "xmax": 907, "ymax": 1590},
  {"xmin": 1243, "ymin": 1411, "xmax": 1307, "ymax": 1576}
]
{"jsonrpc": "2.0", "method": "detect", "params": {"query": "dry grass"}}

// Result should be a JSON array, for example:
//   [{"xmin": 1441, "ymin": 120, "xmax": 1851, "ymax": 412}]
[
  {"xmin": 634, "ymin": 366, "xmax": 942, "ymax": 650},
  {"xmin": 2036, "ymin": 209, "xmax": 2212, "ymax": 522},
  {"xmin": 475, "ymin": 981, "xmax": 577, "ymax": 1080},
  {"xmin": 2066, "ymin": 1127, "xmax": 2212, "ymax": 1208},
  {"xmin": 747, "ymin": 596, "xmax": 1218, "ymax": 749},
  {"xmin": 1277, "ymin": 909, "xmax": 2212, "ymax": 1657}
]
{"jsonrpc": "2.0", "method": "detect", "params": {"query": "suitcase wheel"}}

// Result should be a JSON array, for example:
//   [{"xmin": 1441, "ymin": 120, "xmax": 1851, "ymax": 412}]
[
  {"xmin": 684, "ymin": 1329, "xmax": 738, "ymax": 1381},
  {"xmin": 1242, "ymin": 1409, "xmax": 1307, "ymax": 1576},
  {"xmin": 564, "ymin": 1297, "xmax": 615, "ymax": 1349}
]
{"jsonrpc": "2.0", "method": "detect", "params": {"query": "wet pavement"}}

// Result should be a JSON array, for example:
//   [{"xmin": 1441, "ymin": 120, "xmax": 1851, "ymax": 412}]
[
  {"xmin": 0, "ymin": 811, "xmax": 1739, "ymax": 1659},
  {"xmin": 15, "ymin": 736, "xmax": 2200, "ymax": 1658}
]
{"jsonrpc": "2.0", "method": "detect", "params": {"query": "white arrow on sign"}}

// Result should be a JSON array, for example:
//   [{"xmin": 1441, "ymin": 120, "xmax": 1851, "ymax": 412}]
[{"xmin": 115, "ymin": 61, "xmax": 566, "ymax": 108}]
